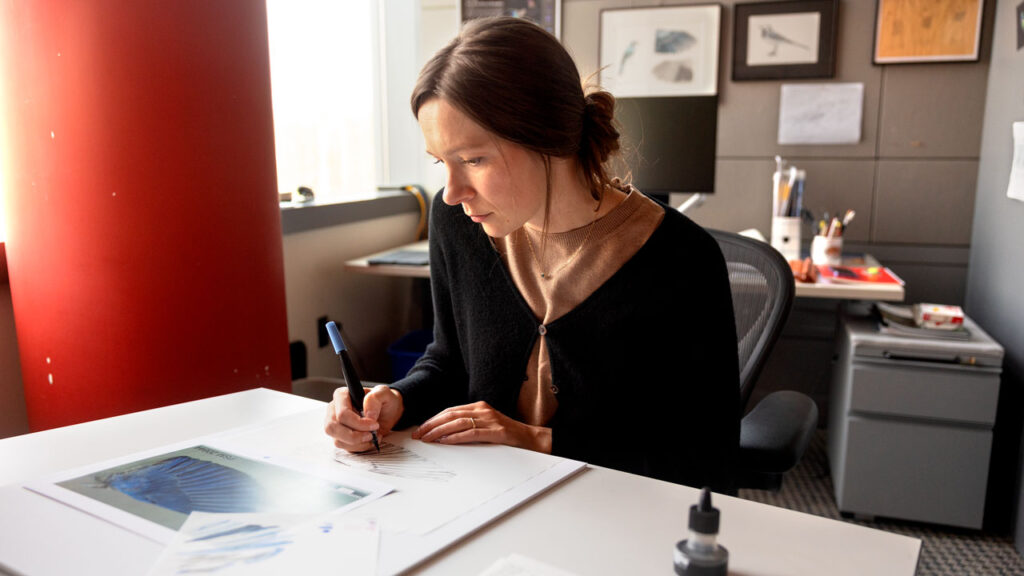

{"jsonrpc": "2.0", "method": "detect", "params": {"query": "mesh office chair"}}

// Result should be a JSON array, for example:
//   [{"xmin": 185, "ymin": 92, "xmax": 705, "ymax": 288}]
[{"xmin": 708, "ymin": 229, "xmax": 819, "ymax": 491}]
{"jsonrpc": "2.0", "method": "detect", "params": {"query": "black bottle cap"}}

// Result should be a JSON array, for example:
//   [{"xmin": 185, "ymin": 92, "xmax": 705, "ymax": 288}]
[{"xmin": 688, "ymin": 487, "xmax": 720, "ymax": 534}]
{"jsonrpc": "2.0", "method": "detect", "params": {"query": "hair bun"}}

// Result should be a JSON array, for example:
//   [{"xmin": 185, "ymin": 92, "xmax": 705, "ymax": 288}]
[{"xmin": 582, "ymin": 91, "xmax": 619, "ymax": 164}]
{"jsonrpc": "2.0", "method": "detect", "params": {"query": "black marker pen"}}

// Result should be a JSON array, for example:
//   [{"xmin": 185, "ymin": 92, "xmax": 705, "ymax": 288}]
[{"xmin": 326, "ymin": 321, "xmax": 380, "ymax": 453}]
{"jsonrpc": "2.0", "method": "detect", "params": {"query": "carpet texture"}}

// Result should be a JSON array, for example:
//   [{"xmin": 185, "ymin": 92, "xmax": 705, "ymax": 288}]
[{"xmin": 739, "ymin": 431, "xmax": 1024, "ymax": 576}]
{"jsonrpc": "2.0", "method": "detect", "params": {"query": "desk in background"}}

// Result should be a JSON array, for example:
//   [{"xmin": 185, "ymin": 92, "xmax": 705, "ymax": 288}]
[
  {"xmin": 345, "ymin": 239, "xmax": 430, "ymax": 279},
  {"xmin": 346, "ymin": 240, "xmax": 904, "ymax": 302},
  {"xmin": 0, "ymin": 388, "xmax": 920, "ymax": 576}
]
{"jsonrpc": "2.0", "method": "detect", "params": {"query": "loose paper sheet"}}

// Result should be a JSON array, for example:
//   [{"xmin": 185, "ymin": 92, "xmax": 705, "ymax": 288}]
[
  {"xmin": 778, "ymin": 83, "xmax": 863, "ymax": 145},
  {"xmin": 218, "ymin": 410, "xmax": 578, "ymax": 535},
  {"xmin": 146, "ymin": 512, "xmax": 377, "ymax": 576},
  {"xmin": 21, "ymin": 408, "xmax": 585, "ymax": 576},
  {"xmin": 1008, "ymin": 122, "xmax": 1024, "ymax": 202}
]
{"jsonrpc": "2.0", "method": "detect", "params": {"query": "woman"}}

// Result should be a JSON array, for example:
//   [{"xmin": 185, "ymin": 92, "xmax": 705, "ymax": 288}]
[{"xmin": 324, "ymin": 17, "xmax": 739, "ymax": 490}]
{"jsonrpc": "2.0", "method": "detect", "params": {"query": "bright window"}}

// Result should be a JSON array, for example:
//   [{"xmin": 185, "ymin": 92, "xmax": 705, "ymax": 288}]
[{"xmin": 265, "ymin": 1, "xmax": 378, "ymax": 204}]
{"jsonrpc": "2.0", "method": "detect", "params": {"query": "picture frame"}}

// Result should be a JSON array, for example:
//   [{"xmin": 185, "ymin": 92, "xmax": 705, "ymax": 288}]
[
  {"xmin": 873, "ymin": 0, "xmax": 985, "ymax": 64},
  {"xmin": 1015, "ymin": 0, "xmax": 1024, "ymax": 50},
  {"xmin": 733, "ymin": 0, "xmax": 839, "ymax": 81},
  {"xmin": 599, "ymin": 5, "xmax": 722, "ymax": 97},
  {"xmin": 1018, "ymin": 1, "xmax": 1024, "ymax": 51},
  {"xmin": 459, "ymin": 0, "xmax": 561, "ymax": 39}
]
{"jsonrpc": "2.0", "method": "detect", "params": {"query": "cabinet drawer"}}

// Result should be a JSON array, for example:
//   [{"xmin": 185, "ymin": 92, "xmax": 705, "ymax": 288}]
[
  {"xmin": 836, "ymin": 416, "xmax": 991, "ymax": 528},
  {"xmin": 849, "ymin": 360, "xmax": 999, "ymax": 424}
]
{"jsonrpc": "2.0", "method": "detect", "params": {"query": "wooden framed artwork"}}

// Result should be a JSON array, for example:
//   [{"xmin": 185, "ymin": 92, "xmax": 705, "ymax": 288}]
[
  {"xmin": 733, "ymin": 0, "xmax": 839, "ymax": 81},
  {"xmin": 599, "ymin": 4, "xmax": 722, "ymax": 97},
  {"xmin": 873, "ymin": 0, "xmax": 985, "ymax": 63}
]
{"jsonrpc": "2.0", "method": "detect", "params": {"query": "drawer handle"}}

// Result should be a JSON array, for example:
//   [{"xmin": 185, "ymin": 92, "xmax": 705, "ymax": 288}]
[{"xmin": 881, "ymin": 350, "xmax": 960, "ymax": 364}]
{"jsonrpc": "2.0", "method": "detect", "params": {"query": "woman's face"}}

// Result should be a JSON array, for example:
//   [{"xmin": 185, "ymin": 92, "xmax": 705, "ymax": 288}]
[{"xmin": 418, "ymin": 98, "xmax": 547, "ymax": 238}]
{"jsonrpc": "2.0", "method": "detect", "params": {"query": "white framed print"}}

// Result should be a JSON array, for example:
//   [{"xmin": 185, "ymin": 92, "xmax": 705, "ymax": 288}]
[{"xmin": 599, "ymin": 4, "xmax": 722, "ymax": 97}]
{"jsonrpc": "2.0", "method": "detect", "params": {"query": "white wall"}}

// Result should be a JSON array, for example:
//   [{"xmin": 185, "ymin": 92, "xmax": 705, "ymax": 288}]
[
  {"xmin": 282, "ymin": 211, "xmax": 422, "ymax": 383},
  {"xmin": 966, "ymin": 0, "xmax": 1024, "ymax": 540}
]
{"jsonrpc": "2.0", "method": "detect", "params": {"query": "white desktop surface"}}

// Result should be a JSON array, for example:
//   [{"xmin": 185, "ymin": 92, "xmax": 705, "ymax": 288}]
[{"xmin": 0, "ymin": 388, "xmax": 920, "ymax": 576}]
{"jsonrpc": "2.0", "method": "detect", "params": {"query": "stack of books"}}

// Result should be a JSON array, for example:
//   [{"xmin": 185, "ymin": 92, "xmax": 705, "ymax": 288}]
[
  {"xmin": 875, "ymin": 302, "xmax": 970, "ymax": 340},
  {"xmin": 819, "ymin": 265, "xmax": 905, "ymax": 286}
]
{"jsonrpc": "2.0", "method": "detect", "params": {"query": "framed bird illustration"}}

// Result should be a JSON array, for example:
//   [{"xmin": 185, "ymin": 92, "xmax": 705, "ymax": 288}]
[
  {"xmin": 599, "ymin": 5, "xmax": 722, "ymax": 97},
  {"xmin": 732, "ymin": 0, "xmax": 839, "ymax": 81}
]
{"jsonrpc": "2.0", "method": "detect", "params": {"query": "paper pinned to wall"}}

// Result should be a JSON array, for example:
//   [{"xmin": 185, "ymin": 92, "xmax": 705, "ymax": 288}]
[
  {"xmin": 1007, "ymin": 122, "xmax": 1024, "ymax": 202},
  {"xmin": 778, "ymin": 83, "xmax": 864, "ymax": 145}
]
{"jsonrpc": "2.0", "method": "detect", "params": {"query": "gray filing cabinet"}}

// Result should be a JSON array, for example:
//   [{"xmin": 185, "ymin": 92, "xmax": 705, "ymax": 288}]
[{"xmin": 828, "ymin": 309, "xmax": 1004, "ymax": 529}]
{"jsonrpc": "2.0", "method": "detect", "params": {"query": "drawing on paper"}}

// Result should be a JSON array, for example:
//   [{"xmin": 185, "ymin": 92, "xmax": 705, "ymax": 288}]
[
  {"xmin": 874, "ymin": 0, "xmax": 983, "ymax": 63},
  {"xmin": 655, "ymin": 29, "xmax": 696, "ymax": 53},
  {"xmin": 599, "ymin": 5, "xmax": 720, "ymax": 97},
  {"xmin": 747, "ymin": 12, "xmax": 820, "ymax": 66},
  {"xmin": 147, "ymin": 512, "xmax": 380, "ymax": 576},
  {"xmin": 57, "ymin": 445, "xmax": 370, "ymax": 531},
  {"xmin": 334, "ymin": 441, "xmax": 456, "ymax": 482},
  {"xmin": 175, "ymin": 517, "xmax": 293, "ymax": 573}
]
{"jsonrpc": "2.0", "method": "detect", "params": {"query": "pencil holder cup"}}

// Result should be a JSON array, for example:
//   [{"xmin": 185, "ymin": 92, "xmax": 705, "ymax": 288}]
[
  {"xmin": 811, "ymin": 235, "xmax": 843, "ymax": 266},
  {"xmin": 770, "ymin": 217, "xmax": 801, "ymax": 261}
]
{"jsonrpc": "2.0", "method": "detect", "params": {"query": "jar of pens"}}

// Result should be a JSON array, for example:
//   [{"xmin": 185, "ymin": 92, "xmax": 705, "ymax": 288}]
[
  {"xmin": 770, "ymin": 156, "xmax": 804, "ymax": 261},
  {"xmin": 811, "ymin": 209, "xmax": 855, "ymax": 266}
]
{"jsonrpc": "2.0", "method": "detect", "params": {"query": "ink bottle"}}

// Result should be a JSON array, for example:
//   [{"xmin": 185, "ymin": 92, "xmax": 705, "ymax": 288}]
[{"xmin": 674, "ymin": 487, "xmax": 728, "ymax": 576}]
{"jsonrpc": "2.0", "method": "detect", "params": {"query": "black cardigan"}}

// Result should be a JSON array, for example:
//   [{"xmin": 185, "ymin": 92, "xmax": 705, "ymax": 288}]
[{"xmin": 391, "ymin": 192, "xmax": 739, "ymax": 489}]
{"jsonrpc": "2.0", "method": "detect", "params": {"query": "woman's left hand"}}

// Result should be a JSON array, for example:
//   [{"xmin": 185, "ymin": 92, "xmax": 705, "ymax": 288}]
[{"xmin": 412, "ymin": 401, "xmax": 552, "ymax": 454}]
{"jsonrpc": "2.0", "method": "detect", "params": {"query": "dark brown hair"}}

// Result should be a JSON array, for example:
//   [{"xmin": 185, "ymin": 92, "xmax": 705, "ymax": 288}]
[{"xmin": 411, "ymin": 17, "xmax": 621, "ymax": 205}]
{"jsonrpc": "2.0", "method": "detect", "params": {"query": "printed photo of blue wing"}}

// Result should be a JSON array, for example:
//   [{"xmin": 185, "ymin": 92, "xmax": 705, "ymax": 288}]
[
  {"xmin": 101, "ymin": 455, "xmax": 268, "ymax": 515},
  {"xmin": 58, "ymin": 445, "xmax": 369, "ymax": 531}
]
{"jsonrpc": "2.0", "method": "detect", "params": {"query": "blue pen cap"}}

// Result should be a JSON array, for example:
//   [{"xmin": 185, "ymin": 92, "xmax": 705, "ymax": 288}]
[{"xmin": 325, "ymin": 321, "xmax": 346, "ymax": 354}]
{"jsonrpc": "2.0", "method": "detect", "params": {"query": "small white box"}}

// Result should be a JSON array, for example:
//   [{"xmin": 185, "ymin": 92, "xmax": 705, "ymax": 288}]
[{"xmin": 913, "ymin": 304, "xmax": 965, "ymax": 330}]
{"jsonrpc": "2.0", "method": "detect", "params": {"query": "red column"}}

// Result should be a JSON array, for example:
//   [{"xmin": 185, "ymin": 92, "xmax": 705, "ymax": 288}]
[{"xmin": 1, "ymin": 1, "xmax": 290, "ymax": 430}]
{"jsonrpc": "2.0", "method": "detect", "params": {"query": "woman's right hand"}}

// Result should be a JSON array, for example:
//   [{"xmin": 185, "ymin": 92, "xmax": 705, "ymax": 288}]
[{"xmin": 323, "ymin": 385, "xmax": 404, "ymax": 453}]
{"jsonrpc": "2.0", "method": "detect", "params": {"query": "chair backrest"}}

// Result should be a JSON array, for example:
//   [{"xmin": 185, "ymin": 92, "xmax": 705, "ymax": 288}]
[{"xmin": 707, "ymin": 229, "xmax": 795, "ymax": 411}]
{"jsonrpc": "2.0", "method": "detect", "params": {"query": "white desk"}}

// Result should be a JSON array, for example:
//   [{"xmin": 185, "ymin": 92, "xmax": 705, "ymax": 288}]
[
  {"xmin": 346, "ymin": 240, "xmax": 905, "ymax": 302},
  {"xmin": 0, "ymin": 389, "xmax": 920, "ymax": 576}
]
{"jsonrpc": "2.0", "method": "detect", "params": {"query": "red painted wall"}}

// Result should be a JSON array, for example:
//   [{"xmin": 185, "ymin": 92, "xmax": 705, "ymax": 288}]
[{"xmin": 1, "ymin": 1, "xmax": 290, "ymax": 430}]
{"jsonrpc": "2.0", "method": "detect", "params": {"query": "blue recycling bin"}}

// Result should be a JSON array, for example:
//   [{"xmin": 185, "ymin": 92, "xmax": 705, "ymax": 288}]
[{"xmin": 386, "ymin": 329, "xmax": 434, "ymax": 382}]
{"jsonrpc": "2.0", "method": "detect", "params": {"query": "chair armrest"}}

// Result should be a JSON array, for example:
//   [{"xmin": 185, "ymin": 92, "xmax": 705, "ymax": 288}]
[{"xmin": 739, "ymin": 390, "xmax": 819, "ymax": 474}]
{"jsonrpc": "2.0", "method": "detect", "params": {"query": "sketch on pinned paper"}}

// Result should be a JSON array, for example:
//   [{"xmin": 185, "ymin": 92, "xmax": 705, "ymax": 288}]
[
  {"xmin": 778, "ymin": 83, "xmax": 863, "ymax": 145},
  {"xmin": 334, "ymin": 442, "xmax": 456, "ymax": 482}
]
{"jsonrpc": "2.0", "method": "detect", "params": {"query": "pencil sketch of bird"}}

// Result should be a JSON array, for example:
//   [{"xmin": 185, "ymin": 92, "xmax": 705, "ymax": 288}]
[
  {"xmin": 761, "ymin": 25, "xmax": 809, "ymax": 56},
  {"xmin": 619, "ymin": 40, "xmax": 637, "ymax": 75}
]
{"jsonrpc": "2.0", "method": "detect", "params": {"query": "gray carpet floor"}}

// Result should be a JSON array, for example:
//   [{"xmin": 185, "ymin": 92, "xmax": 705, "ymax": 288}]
[{"xmin": 738, "ymin": 431, "xmax": 1024, "ymax": 576}]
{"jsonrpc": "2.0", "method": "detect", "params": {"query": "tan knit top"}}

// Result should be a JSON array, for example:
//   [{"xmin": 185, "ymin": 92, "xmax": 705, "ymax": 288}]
[{"xmin": 493, "ymin": 188, "xmax": 665, "ymax": 426}]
